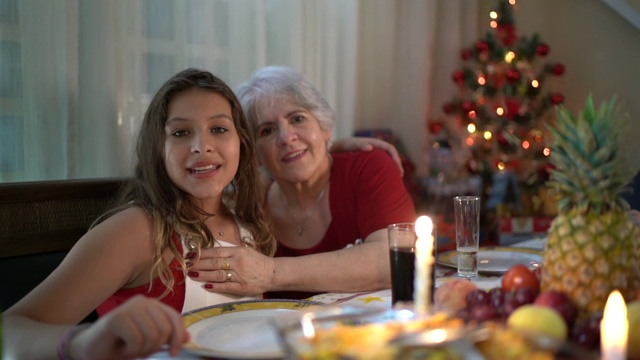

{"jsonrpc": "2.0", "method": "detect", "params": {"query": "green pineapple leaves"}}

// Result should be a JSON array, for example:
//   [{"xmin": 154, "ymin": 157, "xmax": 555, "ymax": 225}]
[{"xmin": 546, "ymin": 95, "xmax": 636, "ymax": 214}]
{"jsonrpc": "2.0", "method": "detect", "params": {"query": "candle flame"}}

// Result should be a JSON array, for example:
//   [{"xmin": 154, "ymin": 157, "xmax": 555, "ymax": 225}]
[
  {"xmin": 601, "ymin": 290, "xmax": 628, "ymax": 360},
  {"xmin": 415, "ymin": 216, "xmax": 432, "ymax": 240}
]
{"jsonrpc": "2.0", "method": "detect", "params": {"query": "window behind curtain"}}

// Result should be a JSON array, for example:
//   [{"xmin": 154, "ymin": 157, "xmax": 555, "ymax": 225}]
[{"xmin": 0, "ymin": 0, "xmax": 361, "ymax": 183}]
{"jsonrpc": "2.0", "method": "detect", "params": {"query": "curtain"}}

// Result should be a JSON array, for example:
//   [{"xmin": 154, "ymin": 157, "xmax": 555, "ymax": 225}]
[{"xmin": 0, "ymin": 0, "xmax": 477, "ymax": 182}]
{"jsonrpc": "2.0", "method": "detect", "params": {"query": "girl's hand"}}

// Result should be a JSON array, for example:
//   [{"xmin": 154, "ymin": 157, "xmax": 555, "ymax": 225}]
[{"xmin": 71, "ymin": 296, "xmax": 189, "ymax": 359}]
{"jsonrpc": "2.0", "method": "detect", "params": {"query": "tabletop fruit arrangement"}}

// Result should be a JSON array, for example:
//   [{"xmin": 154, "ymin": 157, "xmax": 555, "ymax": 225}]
[
  {"xmin": 288, "ymin": 97, "xmax": 640, "ymax": 359},
  {"xmin": 435, "ymin": 96, "xmax": 640, "ymax": 359}
]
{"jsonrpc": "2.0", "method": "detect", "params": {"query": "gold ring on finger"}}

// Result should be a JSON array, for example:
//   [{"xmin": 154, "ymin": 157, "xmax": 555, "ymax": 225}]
[
  {"xmin": 225, "ymin": 269, "xmax": 232, "ymax": 282},
  {"xmin": 222, "ymin": 258, "xmax": 231, "ymax": 271}
]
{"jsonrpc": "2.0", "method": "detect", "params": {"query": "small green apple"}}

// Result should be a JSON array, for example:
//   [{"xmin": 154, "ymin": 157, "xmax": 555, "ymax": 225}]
[{"xmin": 507, "ymin": 304, "xmax": 568, "ymax": 342}]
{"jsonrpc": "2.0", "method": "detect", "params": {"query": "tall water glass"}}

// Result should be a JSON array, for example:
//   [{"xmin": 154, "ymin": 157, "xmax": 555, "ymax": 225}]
[{"xmin": 453, "ymin": 196, "xmax": 480, "ymax": 278}]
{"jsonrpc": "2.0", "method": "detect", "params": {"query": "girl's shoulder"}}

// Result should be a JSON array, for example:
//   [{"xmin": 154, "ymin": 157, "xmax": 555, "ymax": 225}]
[{"xmin": 83, "ymin": 205, "xmax": 156, "ymax": 254}]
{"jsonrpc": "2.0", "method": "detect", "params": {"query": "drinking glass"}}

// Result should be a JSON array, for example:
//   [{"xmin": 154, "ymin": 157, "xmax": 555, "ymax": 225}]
[
  {"xmin": 388, "ymin": 222, "xmax": 436, "ymax": 305},
  {"xmin": 453, "ymin": 196, "xmax": 480, "ymax": 278}
]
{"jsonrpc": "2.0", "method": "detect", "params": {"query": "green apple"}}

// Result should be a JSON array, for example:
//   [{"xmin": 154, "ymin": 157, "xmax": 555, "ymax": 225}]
[{"xmin": 507, "ymin": 304, "xmax": 568, "ymax": 342}]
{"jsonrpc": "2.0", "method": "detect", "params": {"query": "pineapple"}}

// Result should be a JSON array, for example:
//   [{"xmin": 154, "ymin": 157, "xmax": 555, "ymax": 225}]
[{"xmin": 541, "ymin": 95, "xmax": 640, "ymax": 317}]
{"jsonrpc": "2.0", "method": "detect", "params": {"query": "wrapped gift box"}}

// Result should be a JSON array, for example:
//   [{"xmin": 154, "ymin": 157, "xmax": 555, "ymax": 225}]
[{"xmin": 499, "ymin": 216, "xmax": 554, "ymax": 246}]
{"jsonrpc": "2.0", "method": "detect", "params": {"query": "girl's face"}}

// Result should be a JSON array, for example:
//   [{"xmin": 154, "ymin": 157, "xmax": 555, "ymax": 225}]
[
  {"xmin": 253, "ymin": 99, "xmax": 331, "ymax": 184},
  {"xmin": 164, "ymin": 88, "xmax": 240, "ymax": 207}
]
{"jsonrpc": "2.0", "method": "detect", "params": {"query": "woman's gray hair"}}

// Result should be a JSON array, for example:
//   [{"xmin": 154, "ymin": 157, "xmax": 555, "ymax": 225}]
[{"xmin": 236, "ymin": 66, "xmax": 335, "ymax": 134}]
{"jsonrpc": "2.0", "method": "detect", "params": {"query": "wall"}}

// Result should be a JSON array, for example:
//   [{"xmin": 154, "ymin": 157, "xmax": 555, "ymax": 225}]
[{"xmin": 474, "ymin": 0, "xmax": 640, "ymax": 170}]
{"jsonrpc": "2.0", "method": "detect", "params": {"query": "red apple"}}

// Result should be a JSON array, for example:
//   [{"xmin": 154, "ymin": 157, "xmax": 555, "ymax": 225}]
[
  {"xmin": 534, "ymin": 290, "xmax": 577, "ymax": 326},
  {"xmin": 501, "ymin": 264, "xmax": 540, "ymax": 296}
]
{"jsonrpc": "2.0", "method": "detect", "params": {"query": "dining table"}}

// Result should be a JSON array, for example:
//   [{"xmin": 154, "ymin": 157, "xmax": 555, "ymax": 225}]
[{"xmin": 145, "ymin": 236, "xmax": 547, "ymax": 359}]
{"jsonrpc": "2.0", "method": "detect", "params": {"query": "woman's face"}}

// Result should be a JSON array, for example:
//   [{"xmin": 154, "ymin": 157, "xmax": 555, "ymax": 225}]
[
  {"xmin": 253, "ymin": 100, "xmax": 331, "ymax": 183},
  {"xmin": 164, "ymin": 88, "xmax": 240, "ymax": 205}
]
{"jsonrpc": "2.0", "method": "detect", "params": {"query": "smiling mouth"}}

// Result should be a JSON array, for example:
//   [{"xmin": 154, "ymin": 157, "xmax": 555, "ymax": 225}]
[
  {"xmin": 282, "ymin": 149, "xmax": 305, "ymax": 161},
  {"xmin": 189, "ymin": 164, "xmax": 219, "ymax": 174}
]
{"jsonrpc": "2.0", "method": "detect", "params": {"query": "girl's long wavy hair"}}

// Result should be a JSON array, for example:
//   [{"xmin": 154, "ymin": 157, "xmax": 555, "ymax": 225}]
[{"xmin": 97, "ymin": 68, "xmax": 275, "ymax": 298}]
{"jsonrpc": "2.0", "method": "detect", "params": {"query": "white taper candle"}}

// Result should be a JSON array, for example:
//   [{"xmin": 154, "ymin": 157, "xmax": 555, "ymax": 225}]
[{"xmin": 413, "ymin": 215, "xmax": 434, "ymax": 316}]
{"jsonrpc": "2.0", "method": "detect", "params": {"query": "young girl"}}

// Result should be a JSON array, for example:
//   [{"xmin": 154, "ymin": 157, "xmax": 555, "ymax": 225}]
[{"xmin": 3, "ymin": 68, "xmax": 276, "ymax": 359}]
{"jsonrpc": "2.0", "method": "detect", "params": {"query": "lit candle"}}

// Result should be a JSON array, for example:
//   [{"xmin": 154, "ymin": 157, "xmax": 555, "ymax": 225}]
[
  {"xmin": 413, "ymin": 215, "xmax": 434, "ymax": 316},
  {"xmin": 601, "ymin": 290, "xmax": 628, "ymax": 360}
]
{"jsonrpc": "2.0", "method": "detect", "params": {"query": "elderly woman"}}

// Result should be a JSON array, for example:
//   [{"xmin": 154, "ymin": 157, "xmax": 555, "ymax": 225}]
[{"xmin": 188, "ymin": 66, "xmax": 416, "ymax": 298}]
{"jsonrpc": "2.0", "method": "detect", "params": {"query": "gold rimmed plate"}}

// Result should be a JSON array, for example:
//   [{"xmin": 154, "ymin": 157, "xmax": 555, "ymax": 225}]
[
  {"xmin": 436, "ymin": 246, "xmax": 542, "ymax": 275},
  {"xmin": 183, "ymin": 299, "xmax": 321, "ymax": 359}
]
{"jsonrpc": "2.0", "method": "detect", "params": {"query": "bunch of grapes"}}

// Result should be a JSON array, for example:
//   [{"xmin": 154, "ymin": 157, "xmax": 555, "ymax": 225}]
[
  {"xmin": 459, "ymin": 287, "xmax": 537, "ymax": 322},
  {"xmin": 454, "ymin": 264, "xmax": 602, "ymax": 351}
]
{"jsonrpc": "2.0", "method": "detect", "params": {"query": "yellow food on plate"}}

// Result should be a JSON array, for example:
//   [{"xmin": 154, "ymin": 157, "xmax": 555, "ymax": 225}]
[{"xmin": 294, "ymin": 312, "xmax": 464, "ymax": 360}]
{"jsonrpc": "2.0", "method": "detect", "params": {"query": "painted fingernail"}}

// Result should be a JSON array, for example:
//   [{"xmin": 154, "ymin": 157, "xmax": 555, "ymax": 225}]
[
  {"xmin": 188, "ymin": 271, "xmax": 199, "ymax": 278},
  {"xmin": 186, "ymin": 252, "xmax": 197, "ymax": 259},
  {"xmin": 204, "ymin": 283, "xmax": 213, "ymax": 289}
]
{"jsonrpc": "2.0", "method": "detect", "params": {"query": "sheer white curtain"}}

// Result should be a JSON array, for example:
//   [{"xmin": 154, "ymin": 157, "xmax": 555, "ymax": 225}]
[
  {"xmin": 0, "ymin": 0, "xmax": 476, "ymax": 182},
  {"xmin": 354, "ymin": 0, "xmax": 478, "ymax": 175}
]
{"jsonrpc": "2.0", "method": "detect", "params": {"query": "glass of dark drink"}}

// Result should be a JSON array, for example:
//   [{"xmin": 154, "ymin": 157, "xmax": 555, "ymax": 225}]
[{"xmin": 388, "ymin": 223, "xmax": 418, "ymax": 305}]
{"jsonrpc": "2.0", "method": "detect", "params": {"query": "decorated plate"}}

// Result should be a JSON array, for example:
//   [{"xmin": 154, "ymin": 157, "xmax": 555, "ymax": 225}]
[
  {"xmin": 436, "ymin": 246, "xmax": 542, "ymax": 275},
  {"xmin": 183, "ymin": 299, "xmax": 321, "ymax": 359}
]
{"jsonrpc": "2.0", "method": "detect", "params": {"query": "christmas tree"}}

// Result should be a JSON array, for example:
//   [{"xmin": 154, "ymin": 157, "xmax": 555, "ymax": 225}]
[{"xmin": 431, "ymin": 0, "xmax": 565, "ymax": 217}]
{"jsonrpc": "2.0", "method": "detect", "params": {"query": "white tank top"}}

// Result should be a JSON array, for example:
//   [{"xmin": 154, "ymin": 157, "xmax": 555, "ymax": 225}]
[{"xmin": 181, "ymin": 221, "xmax": 262, "ymax": 313}]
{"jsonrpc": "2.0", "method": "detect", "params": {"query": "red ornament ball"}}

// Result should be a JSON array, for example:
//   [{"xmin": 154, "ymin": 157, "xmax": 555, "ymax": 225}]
[
  {"xmin": 460, "ymin": 100, "xmax": 475, "ymax": 113},
  {"xmin": 506, "ymin": 68, "xmax": 521, "ymax": 83},
  {"xmin": 475, "ymin": 40, "xmax": 489, "ymax": 53},
  {"xmin": 429, "ymin": 122, "xmax": 443, "ymax": 134},
  {"xmin": 496, "ymin": 24, "xmax": 517, "ymax": 47},
  {"xmin": 461, "ymin": 48, "xmax": 473, "ymax": 61},
  {"xmin": 552, "ymin": 63, "xmax": 565, "ymax": 76},
  {"xmin": 550, "ymin": 93, "xmax": 565, "ymax": 105},
  {"xmin": 535, "ymin": 43, "xmax": 550, "ymax": 57},
  {"xmin": 452, "ymin": 70, "xmax": 466, "ymax": 84},
  {"xmin": 443, "ymin": 102, "xmax": 456, "ymax": 114}
]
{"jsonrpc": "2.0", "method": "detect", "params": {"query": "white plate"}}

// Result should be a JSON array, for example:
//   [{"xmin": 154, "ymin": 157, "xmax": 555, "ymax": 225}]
[
  {"xmin": 436, "ymin": 246, "xmax": 542, "ymax": 275},
  {"xmin": 183, "ymin": 299, "xmax": 321, "ymax": 359}
]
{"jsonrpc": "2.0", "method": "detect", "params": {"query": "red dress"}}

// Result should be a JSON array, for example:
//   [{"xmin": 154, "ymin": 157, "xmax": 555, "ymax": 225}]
[{"xmin": 268, "ymin": 149, "xmax": 417, "ymax": 299}]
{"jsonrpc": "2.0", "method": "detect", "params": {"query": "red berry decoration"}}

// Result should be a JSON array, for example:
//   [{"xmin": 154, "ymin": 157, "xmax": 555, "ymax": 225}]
[
  {"xmin": 504, "ymin": 98, "xmax": 521, "ymax": 120},
  {"xmin": 461, "ymin": 48, "xmax": 473, "ymax": 61},
  {"xmin": 550, "ymin": 93, "xmax": 565, "ymax": 105},
  {"xmin": 442, "ymin": 102, "xmax": 456, "ymax": 114},
  {"xmin": 496, "ymin": 23, "xmax": 517, "ymax": 47},
  {"xmin": 452, "ymin": 70, "xmax": 466, "ymax": 85},
  {"xmin": 535, "ymin": 43, "xmax": 550, "ymax": 56},
  {"xmin": 475, "ymin": 40, "xmax": 489, "ymax": 53},
  {"xmin": 506, "ymin": 68, "xmax": 521, "ymax": 83},
  {"xmin": 551, "ymin": 63, "xmax": 565, "ymax": 76},
  {"xmin": 460, "ymin": 100, "xmax": 475, "ymax": 113},
  {"xmin": 429, "ymin": 122, "xmax": 443, "ymax": 134}
]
